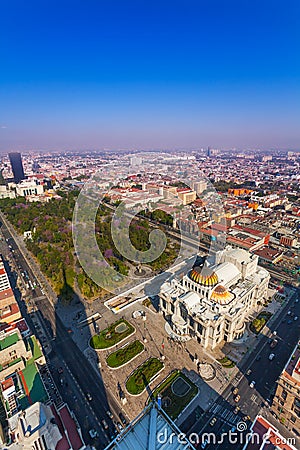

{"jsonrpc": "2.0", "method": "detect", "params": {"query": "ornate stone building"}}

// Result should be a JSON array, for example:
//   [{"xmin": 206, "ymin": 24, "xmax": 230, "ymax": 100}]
[
  {"xmin": 272, "ymin": 340, "xmax": 300, "ymax": 435},
  {"xmin": 159, "ymin": 246, "xmax": 270, "ymax": 349}
]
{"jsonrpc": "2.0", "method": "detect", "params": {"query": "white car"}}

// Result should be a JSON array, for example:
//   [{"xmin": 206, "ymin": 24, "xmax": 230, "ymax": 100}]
[
  {"xmin": 249, "ymin": 381, "xmax": 256, "ymax": 388},
  {"xmin": 269, "ymin": 353, "xmax": 275, "ymax": 361},
  {"xmin": 294, "ymin": 316, "xmax": 298, "ymax": 321},
  {"xmin": 89, "ymin": 429, "xmax": 98, "ymax": 439}
]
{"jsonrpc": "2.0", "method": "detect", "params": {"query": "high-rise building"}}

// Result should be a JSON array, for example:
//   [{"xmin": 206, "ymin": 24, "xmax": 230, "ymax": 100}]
[
  {"xmin": 8, "ymin": 152, "xmax": 25, "ymax": 183},
  {"xmin": 207, "ymin": 147, "xmax": 219, "ymax": 157},
  {"xmin": 106, "ymin": 402, "xmax": 196, "ymax": 450}
]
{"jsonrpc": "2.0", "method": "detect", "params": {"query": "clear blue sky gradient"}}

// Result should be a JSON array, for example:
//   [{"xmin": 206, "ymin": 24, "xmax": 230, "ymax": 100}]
[{"xmin": 1, "ymin": 0, "xmax": 300, "ymax": 151}]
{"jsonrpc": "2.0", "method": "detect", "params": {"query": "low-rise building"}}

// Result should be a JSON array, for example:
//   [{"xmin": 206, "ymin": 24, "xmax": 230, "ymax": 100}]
[
  {"xmin": 242, "ymin": 414, "xmax": 297, "ymax": 450},
  {"xmin": 0, "ymin": 329, "xmax": 32, "ymax": 380}
]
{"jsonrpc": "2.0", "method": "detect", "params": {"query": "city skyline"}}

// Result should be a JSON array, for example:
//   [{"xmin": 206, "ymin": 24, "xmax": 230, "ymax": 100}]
[{"xmin": 1, "ymin": 1, "xmax": 300, "ymax": 151}]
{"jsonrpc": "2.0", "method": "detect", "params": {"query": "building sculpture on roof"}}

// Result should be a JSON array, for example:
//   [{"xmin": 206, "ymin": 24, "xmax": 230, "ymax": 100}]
[{"xmin": 159, "ymin": 246, "xmax": 270, "ymax": 349}]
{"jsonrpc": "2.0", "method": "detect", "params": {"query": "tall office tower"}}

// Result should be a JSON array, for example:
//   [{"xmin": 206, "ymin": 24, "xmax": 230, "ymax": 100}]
[
  {"xmin": 8, "ymin": 152, "xmax": 25, "ymax": 183},
  {"xmin": 207, "ymin": 147, "xmax": 218, "ymax": 157}
]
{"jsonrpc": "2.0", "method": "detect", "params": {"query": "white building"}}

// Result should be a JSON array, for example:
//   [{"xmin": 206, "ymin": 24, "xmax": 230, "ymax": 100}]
[
  {"xmin": 0, "ymin": 185, "xmax": 16, "ymax": 199},
  {"xmin": 5, "ymin": 402, "xmax": 62, "ymax": 449},
  {"xmin": 130, "ymin": 156, "xmax": 143, "ymax": 166},
  {"xmin": 3, "ymin": 401, "xmax": 86, "ymax": 450},
  {"xmin": 15, "ymin": 179, "xmax": 44, "ymax": 197},
  {"xmin": 159, "ymin": 246, "xmax": 270, "ymax": 349}
]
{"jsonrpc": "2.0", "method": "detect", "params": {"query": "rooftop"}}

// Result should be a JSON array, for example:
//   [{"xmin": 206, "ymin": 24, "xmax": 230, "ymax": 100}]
[
  {"xmin": 18, "ymin": 361, "xmax": 48, "ymax": 408},
  {"xmin": 244, "ymin": 415, "xmax": 297, "ymax": 450},
  {"xmin": 0, "ymin": 332, "xmax": 19, "ymax": 350},
  {"xmin": 105, "ymin": 402, "xmax": 196, "ymax": 450}
]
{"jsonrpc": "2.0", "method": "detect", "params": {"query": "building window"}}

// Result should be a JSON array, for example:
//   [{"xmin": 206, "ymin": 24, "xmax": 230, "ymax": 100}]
[
  {"xmin": 294, "ymin": 398, "xmax": 300, "ymax": 409},
  {"xmin": 281, "ymin": 390, "xmax": 287, "ymax": 401},
  {"xmin": 294, "ymin": 408, "xmax": 300, "ymax": 418},
  {"xmin": 290, "ymin": 416, "xmax": 296, "ymax": 423}
]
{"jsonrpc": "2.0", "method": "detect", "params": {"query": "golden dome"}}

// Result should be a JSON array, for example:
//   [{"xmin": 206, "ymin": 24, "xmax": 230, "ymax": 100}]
[
  {"xmin": 210, "ymin": 285, "xmax": 234, "ymax": 305},
  {"xmin": 189, "ymin": 265, "xmax": 218, "ymax": 287}
]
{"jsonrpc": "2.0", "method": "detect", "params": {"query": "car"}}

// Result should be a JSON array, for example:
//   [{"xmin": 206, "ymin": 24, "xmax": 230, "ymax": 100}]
[
  {"xmin": 87, "ymin": 393, "xmax": 92, "ymax": 401},
  {"xmin": 106, "ymin": 410, "xmax": 113, "ymax": 419},
  {"xmin": 233, "ymin": 388, "xmax": 239, "ymax": 395},
  {"xmin": 102, "ymin": 419, "xmax": 109, "ymax": 430},
  {"xmin": 231, "ymin": 426, "xmax": 236, "ymax": 432},
  {"xmin": 249, "ymin": 381, "xmax": 256, "ymax": 388},
  {"xmin": 57, "ymin": 367, "xmax": 63, "ymax": 374},
  {"xmin": 209, "ymin": 417, "xmax": 217, "ymax": 426},
  {"xmin": 234, "ymin": 395, "xmax": 241, "ymax": 403},
  {"xmin": 269, "ymin": 353, "xmax": 275, "ymax": 361},
  {"xmin": 243, "ymin": 415, "xmax": 251, "ymax": 422},
  {"xmin": 89, "ymin": 429, "xmax": 98, "ymax": 439},
  {"xmin": 294, "ymin": 316, "xmax": 298, "ymax": 321},
  {"xmin": 287, "ymin": 310, "xmax": 291, "ymax": 315},
  {"xmin": 246, "ymin": 369, "xmax": 252, "ymax": 375},
  {"xmin": 270, "ymin": 339, "xmax": 278, "ymax": 348},
  {"xmin": 234, "ymin": 406, "xmax": 240, "ymax": 414},
  {"xmin": 116, "ymin": 422, "xmax": 123, "ymax": 431},
  {"xmin": 119, "ymin": 413, "xmax": 127, "ymax": 425},
  {"xmin": 288, "ymin": 320, "xmax": 292, "ymax": 324},
  {"xmin": 272, "ymin": 331, "xmax": 277, "ymax": 336},
  {"xmin": 256, "ymin": 355, "xmax": 261, "ymax": 361}
]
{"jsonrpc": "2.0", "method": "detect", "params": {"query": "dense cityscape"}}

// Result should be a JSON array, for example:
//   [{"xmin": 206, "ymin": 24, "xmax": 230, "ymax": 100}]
[
  {"xmin": 1, "ymin": 1, "xmax": 300, "ymax": 449},
  {"xmin": 0, "ymin": 148, "xmax": 298, "ymax": 450}
]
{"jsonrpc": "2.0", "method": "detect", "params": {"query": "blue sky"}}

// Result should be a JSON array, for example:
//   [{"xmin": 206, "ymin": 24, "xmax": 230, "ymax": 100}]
[{"xmin": 1, "ymin": 0, "xmax": 300, "ymax": 151}]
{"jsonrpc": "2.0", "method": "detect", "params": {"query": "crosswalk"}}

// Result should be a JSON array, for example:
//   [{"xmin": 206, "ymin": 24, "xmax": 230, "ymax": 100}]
[
  {"xmin": 232, "ymin": 376, "xmax": 242, "ymax": 387},
  {"xmin": 209, "ymin": 403, "xmax": 241, "ymax": 426},
  {"xmin": 251, "ymin": 394, "xmax": 257, "ymax": 403}
]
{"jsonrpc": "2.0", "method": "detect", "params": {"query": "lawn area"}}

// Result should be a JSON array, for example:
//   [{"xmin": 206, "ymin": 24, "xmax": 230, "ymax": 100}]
[
  {"xmin": 90, "ymin": 319, "xmax": 135, "ymax": 349},
  {"xmin": 217, "ymin": 356, "xmax": 236, "ymax": 368},
  {"xmin": 250, "ymin": 311, "xmax": 272, "ymax": 334},
  {"xmin": 150, "ymin": 370, "xmax": 198, "ymax": 420},
  {"xmin": 106, "ymin": 340, "xmax": 144, "ymax": 368},
  {"xmin": 126, "ymin": 358, "xmax": 163, "ymax": 395}
]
